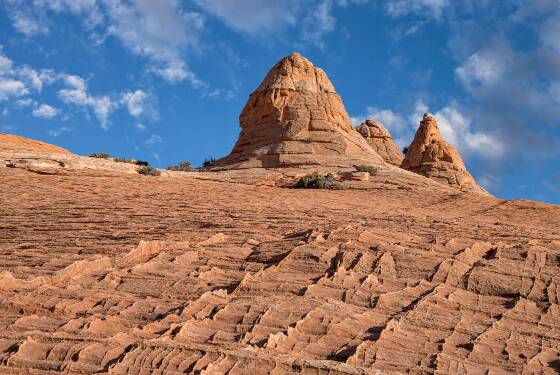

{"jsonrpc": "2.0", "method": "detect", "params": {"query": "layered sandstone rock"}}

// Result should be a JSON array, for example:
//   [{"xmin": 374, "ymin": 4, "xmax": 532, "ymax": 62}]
[
  {"xmin": 216, "ymin": 52, "xmax": 383, "ymax": 169},
  {"xmin": 356, "ymin": 119, "xmax": 404, "ymax": 165},
  {"xmin": 0, "ymin": 133, "xmax": 72, "ymax": 154},
  {"xmin": 2, "ymin": 137, "xmax": 560, "ymax": 374},
  {"xmin": 401, "ymin": 114, "xmax": 486, "ymax": 194}
]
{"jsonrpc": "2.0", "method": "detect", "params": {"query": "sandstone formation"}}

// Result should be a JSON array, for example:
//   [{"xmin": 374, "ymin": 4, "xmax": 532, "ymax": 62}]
[
  {"xmin": 401, "ymin": 114, "xmax": 486, "ymax": 194},
  {"xmin": 1, "ymin": 136, "xmax": 560, "ymax": 374},
  {"xmin": 0, "ymin": 133, "xmax": 72, "ymax": 154},
  {"xmin": 216, "ymin": 53, "xmax": 384, "ymax": 169},
  {"xmin": 356, "ymin": 119, "xmax": 404, "ymax": 165}
]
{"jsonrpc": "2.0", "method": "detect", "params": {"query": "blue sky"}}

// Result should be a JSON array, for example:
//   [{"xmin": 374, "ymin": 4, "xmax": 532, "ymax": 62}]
[{"xmin": 0, "ymin": 0, "xmax": 559, "ymax": 203}]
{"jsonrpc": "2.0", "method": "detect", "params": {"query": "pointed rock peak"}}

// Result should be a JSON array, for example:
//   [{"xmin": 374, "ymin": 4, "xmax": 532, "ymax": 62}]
[
  {"xmin": 356, "ymin": 119, "xmax": 403, "ymax": 166},
  {"xmin": 255, "ymin": 52, "xmax": 336, "ymax": 94},
  {"xmin": 215, "ymin": 54, "xmax": 383, "ymax": 169},
  {"xmin": 401, "ymin": 114, "xmax": 488, "ymax": 194}
]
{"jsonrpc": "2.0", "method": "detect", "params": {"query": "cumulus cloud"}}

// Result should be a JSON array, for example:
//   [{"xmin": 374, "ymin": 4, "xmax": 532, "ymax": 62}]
[
  {"xmin": 32, "ymin": 103, "xmax": 59, "ymax": 118},
  {"xmin": 0, "ymin": 79, "xmax": 28, "ymax": 101},
  {"xmin": 120, "ymin": 89, "xmax": 158, "ymax": 120},
  {"xmin": 58, "ymin": 75, "xmax": 115, "ymax": 129},
  {"xmin": 104, "ymin": 0, "xmax": 204, "ymax": 85}
]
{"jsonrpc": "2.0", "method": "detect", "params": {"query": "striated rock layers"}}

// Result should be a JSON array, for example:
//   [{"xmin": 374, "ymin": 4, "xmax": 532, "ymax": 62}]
[
  {"xmin": 216, "ymin": 52, "xmax": 384, "ymax": 169},
  {"xmin": 356, "ymin": 119, "xmax": 404, "ymax": 165},
  {"xmin": 401, "ymin": 114, "xmax": 486, "ymax": 194}
]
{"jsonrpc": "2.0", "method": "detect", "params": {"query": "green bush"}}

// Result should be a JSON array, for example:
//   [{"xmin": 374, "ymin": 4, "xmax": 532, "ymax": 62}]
[
  {"xmin": 137, "ymin": 166, "xmax": 160, "ymax": 176},
  {"xmin": 294, "ymin": 173, "xmax": 346, "ymax": 190},
  {"xmin": 402, "ymin": 146, "xmax": 409, "ymax": 155},
  {"xmin": 167, "ymin": 161, "xmax": 194, "ymax": 172},
  {"xmin": 89, "ymin": 152, "xmax": 111, "ymax": 158},
  {"xmin": 202, "ymin": 157, "xmax": 217, "ymax": 168},
  {"xmin": 353, "ymin": 165, "xmax": 378, "ymax": 176}
]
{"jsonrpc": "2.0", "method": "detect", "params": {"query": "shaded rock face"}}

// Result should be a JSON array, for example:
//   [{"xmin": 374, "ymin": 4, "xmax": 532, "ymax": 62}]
[
  {"xmin": 401, "ymin": 114, "xmax": 486, "ymax": 194},
  {"xmin": 217, "ymin": 52, "xmax": 383, "ymax": 169},
  {"xmin": 356, "ymin": 119, "xmax": 404, "ymax": 165}
]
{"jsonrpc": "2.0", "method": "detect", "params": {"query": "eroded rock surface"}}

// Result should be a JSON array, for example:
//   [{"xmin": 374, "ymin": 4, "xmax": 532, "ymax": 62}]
[
  {"xmin": 401, "ymin": 114, "xmax": 486, "ymax": 194},
  {"xmin": 1, "ymin": 140, "xmax": 560, "ymax": 374},
  {"xmin": 356, "ymin": 120, "xmax": 404, "ymax": 165},
  {"xmin": 216, "ymin": 52, "xmax": 383, "ymax": 169}
]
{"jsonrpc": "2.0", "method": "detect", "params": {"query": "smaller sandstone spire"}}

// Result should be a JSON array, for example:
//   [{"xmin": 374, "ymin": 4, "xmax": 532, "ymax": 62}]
[
  {"xmin": 401, "ymin": 114, "xmax": 487, "ymax": 194},
  {"xmin": 356, "ymin": 119, "xmax": 404, "ymax": 165}
]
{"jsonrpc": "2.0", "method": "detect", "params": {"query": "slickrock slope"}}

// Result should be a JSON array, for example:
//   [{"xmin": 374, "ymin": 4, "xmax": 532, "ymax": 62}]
[
  {"xmin": 216, "ymin": 53, "xmax": 384, "ymax": 169},
  {"xmin": 0, "ymin": 133, "xmax": 72, "ymax": 154},
  {"xmin": 1, "ymin": 139, "xmax": 560, "ymax": 374},
  {"xmin": 356, "ymin": 120, "xmax": 404, "ymax": 165},
  {"xmin": 401, "ymin": 114, "xmax": 486, "ymax": 194}
]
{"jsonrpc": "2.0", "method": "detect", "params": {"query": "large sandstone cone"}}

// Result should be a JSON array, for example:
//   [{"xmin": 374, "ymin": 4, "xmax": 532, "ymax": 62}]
[
  {"xmin": 356, "ymin": 119, "xmax": 403, "ymax": 165},
  {"xmin": 216, "ymin": 52, "xmax": 383, "ymax": 169},
  {"xmin": 401, "ymin": 114, "xmax": 487, "ymax": 194}
]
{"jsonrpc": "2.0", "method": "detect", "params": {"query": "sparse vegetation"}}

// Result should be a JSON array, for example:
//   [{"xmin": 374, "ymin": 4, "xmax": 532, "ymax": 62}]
[
  {"xmin": 167, "ymin": 161, "xmax": 194, "ymax": 172},
  {"xmin": 137, "ymin": 166, "xmax": 160, "ymax": 176},
  {"xmin": 294, "ymin": 173, "xmax": 346, "ymax": 190},
  {"xmin": 113, "ymin": 157, "xmax": 149, "ymax": 166},
  {"xmin": 402, "ymin": 146, "xmax": 409, "ymax": 155},
  {"xmin": 353, "ymin": 165, "xmax": 378, "ymax": 176},
  {"xmin": 202, "ymin": 157, "xmax": 218, "ymax": 168},
  {"xmin": 89, "ymin": 152, "xmax": 111, "ymax": 159}
]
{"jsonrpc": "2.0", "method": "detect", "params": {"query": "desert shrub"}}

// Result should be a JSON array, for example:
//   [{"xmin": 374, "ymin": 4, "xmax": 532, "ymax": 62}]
[
  {"xmin": 89, "ymin": 152, "xmax": 111, "ymax": 158},
  {"xmin": 402, "ymin": 146, "xmax": 409, "ymax": 155},
  {"xmin": 137, "ymin": 166, "xmax": 160, "ymax": 176},
  {"xmin": 202, "ymin": 157, "xmax": 217, "ymax": 168},
  {"xmin": 167, "ymin": 161, "xmax": 194, "ymax": 172},
  {"xmin": 113, "ymin": 157, "xmax": 149, "ymax": 166},
  {"xmin": 353, "ymin": 165, "xmax": 378, "ymax": 176},
  {"xmin": 294, "ymin": 173, "xmax": 346, "ymax": 190}
]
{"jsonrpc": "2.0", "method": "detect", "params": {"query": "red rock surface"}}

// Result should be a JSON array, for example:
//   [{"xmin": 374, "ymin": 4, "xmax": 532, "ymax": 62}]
[
  {"xmin": 1, "ymin": 136, "xmax": 560, "ymax": 374},
  {"xmin": 356, "ymin": 120, "xmax": 404, "ymax": 165},
  {"xmin": 0, "ymin": 133, "xmax": 72, "ymax": 154},
  {"xmin": 216, "ymin": 53, "xmax": 384, "ymax": 169},
  {"xmin": 401, "ymin": 114, "xmax": 486, "ymax": 194}
]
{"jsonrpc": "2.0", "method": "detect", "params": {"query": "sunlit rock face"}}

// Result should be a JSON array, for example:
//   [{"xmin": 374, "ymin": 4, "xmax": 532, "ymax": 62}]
[
  {"xmin": 401, "ymin": 113, "xmax": 487, "ymax": 194},
  {"xmin": 216, "ymin": 52, "xmax": 384, "ymax": 169}
]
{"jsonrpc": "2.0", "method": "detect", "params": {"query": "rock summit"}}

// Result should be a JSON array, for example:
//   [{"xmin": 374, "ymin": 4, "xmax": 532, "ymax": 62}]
[
  {"xmin": 216, "ymin": 52, "xmax": 383, "ymax": 169},
  {"xmin": 401, "ymin": 113, "xmax": 486, "ymax": 193},
  {"xmin": 356, "ymin": 119, "xmax": 404, "ymax": 165}
]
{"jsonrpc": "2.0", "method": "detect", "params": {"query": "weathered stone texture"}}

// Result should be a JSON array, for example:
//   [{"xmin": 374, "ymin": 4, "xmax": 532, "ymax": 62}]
[
  {"xmin": 356, "ymin": 119, "xmax": 404, "ymax": 165},
  {"xmin": 217, "ymin": 52, "xmax": 383, "ymax": 169}
]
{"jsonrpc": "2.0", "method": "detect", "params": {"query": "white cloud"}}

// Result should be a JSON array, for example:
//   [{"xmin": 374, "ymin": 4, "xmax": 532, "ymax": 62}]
[
  {"xmin": 121, "ymin": 90, "xmax": 148, "ymax": 117},
  {"xmin": 8, "ymin": 9, "xmax": 49, "ymax": 36},
  {"xmin": 434, "ymin": 105, "xmax": 504, "ymax": 159},
  {"xmin": 15, "ymin": 98, "xmax": 36, "ymax": 107},
  {"xmin": 47, "ymin": 126, "xmax": 72, "ymax": 137},
  {"xmin": 0, "ymin": 79, "xmax": 28, "ymax": 101},
  {"xmin": 136, "ymin": 123, "xmax": 146, "ymax": 131},
  {"xmin": 32, "ymin": 103, "xmax": 59, "ymax": 118},
  {"xmin": 146, "ymin": 133, "xmax": 162, "ymax": 146},
  {"xmin": 386, "ymin": 0, "xmax": 450, "ymax": 19},
  {"xmin": 194, "ymin": 0, "xmax": 297, "ymax": 34},
  {"xmin": 539, "ymin": 10, "xmax": 560, "ymax": 53},
  {"xmin": 104, "ymin": 0, "xmax": 204, "ymax": 85},
  {"xmin": 455, "ymin": 50, "xmax": 507, "ymax": 90},
  {"xmin": 301, "ymin": 0, "xmax": 336, "ymax": 48},
  {"xmin": 58, "ymin": 74, "xmax": 115, "ymax": 129}
]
